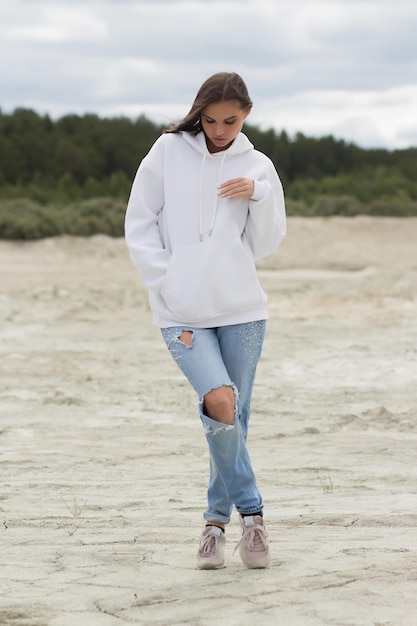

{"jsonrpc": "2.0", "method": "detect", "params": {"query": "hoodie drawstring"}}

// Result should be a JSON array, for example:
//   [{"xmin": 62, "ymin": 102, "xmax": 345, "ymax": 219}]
[
  {"xmin": 198, "ymin": 151, "xmax": 227, "ymax": 241},
  {"xmin": 198, "ymin": 153, "xmax": 206, "ymax": 242}
]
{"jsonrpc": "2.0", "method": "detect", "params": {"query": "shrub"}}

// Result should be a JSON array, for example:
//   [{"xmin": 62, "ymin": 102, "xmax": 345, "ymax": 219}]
[{"xmin": 0, "ymin": 197, "xmax": 126, "ymax": 239}]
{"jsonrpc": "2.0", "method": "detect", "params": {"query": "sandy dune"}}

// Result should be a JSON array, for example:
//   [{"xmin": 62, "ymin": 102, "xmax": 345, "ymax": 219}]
[{"xmin": 1, "ymin": 216, "xmax": 416, "ymax": 625}]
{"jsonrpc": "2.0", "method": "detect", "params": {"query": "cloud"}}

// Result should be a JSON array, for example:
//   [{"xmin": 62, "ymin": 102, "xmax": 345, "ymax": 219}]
[
  {"xmin": 0, "ymin": 0, "xmax": 416, "ymax": 148},
  {"xmin": 251, "ymin": 83, "xmax": 417, "ymax": 149},
  {"xmin": 4, "ymin": 5, "xmax": 107, "ymax": 42}
]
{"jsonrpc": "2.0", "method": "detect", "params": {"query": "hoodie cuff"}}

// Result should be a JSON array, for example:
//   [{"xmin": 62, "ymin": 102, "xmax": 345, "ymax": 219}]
[{"xmin": 250, "ymin": 179, "xmax": 268, "ymax": 202}]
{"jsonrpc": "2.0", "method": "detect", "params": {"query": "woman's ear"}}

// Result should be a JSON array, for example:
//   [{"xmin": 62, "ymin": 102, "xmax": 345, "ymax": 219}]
[{"xmin": 243, "ymin": 106, "xmax": 252, "ymax": 120}]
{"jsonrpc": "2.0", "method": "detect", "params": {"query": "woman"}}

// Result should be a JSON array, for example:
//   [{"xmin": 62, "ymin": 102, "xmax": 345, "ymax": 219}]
[{"xmin": 125, "ymin": 72, "xmax": 286, "ymax": 569}]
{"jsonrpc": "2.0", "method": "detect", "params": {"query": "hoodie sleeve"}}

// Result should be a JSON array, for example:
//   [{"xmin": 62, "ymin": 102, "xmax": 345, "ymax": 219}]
[
  {"xmin": 244, "ymin": 158, "xmax": 286, "ymax": 259},
  {"xmin": 125, "ymin": 139, "xmax": 170, "ymax": 292}
]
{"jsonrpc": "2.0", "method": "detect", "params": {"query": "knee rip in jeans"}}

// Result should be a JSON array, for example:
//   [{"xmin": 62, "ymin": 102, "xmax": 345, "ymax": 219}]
[{"xmin": 201, "ymin": 384, "xmax": 238, "ymax": 433}]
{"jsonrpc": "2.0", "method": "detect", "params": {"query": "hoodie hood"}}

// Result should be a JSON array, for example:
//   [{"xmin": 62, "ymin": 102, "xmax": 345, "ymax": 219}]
[
  {"xmin": 181, "ymin": 131, "xmax": 254, "ymax": 240},
  {"xmin": 181, "ymin": 130, "xmax": 254, "ymax": 156}
]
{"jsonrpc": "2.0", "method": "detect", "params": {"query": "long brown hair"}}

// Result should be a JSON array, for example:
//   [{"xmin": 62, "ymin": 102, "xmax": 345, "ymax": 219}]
[{"xmin": 165, "ymin": 72, "xmax": 253, "ymax": 134}]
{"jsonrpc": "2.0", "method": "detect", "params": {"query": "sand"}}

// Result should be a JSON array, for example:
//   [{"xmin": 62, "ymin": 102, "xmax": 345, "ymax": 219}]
[{"xmin": 0, "ymin": 216, "xmax": 416, "ymax": 626}]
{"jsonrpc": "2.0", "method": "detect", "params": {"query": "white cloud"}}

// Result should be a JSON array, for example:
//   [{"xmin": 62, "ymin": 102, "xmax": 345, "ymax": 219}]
[
  {"xmin": 4, "ymin": 4, "xmax": 107, "ymax": 42},
  {"xmin": 0, "ymin": 0, "xmax": 416, "ymax": 148},
  {"xmin": 249, "ymin": 84, "xmax": 417, "ymax": 148}
]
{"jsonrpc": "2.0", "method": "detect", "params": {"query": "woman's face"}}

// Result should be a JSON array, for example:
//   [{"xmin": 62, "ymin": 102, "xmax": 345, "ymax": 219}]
[{"xmin": 201, "ymin": 100, "xmax": 251, "ymax": 153}]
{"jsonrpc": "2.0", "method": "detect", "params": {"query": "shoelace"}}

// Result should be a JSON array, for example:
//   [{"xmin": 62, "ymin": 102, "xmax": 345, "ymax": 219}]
[
  {"xmin": 199, "ymin": 531, "xmax": 219, "ymax": 556},
  {"xmin": 234, "ymin": 522, "xmax": 269, "ymax": 554}
]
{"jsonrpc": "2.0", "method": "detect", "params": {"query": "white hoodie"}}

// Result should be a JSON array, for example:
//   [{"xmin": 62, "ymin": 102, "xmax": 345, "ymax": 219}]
[{"xmin": 125, "ymin": 130, "xmax": 286, "ymax": 328}]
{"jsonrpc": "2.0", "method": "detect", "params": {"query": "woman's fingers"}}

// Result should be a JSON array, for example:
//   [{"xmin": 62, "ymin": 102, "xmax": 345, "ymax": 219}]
[{"xmin": 218, "ymin": 178, "xmax": 254, "ymax": 199}]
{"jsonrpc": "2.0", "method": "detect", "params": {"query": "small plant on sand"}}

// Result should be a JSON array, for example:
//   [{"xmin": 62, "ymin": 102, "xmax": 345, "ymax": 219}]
[
  {"xmin": 318, "ymin": 473, "xmax": 334, "ymax": 494},
  {"xmin": 58, "ymin": 495, "xmax": 88, "ymax": 536}
]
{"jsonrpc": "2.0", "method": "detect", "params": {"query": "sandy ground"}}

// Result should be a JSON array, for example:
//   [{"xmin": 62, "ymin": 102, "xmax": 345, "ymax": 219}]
[{"xmin": 1, "ymin": 216, "xmax": 416, "ymax": 626}]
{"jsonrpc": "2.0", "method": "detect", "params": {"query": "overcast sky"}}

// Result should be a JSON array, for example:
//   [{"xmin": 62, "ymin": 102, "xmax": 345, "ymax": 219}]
[{"xmin": 1, "ymin": 0, "xmax": 416, "ymax": 149}]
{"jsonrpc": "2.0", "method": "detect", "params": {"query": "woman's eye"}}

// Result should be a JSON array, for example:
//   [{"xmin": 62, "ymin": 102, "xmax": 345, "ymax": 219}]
[{"xmin": 204, "ymin": 118, "xmax": 236, "ymax": 125}]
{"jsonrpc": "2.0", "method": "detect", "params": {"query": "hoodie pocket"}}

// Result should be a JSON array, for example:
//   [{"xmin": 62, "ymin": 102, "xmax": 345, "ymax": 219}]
[{"xmin": 160, "ymin": 237, "xmax": 267, "ymax": 323}]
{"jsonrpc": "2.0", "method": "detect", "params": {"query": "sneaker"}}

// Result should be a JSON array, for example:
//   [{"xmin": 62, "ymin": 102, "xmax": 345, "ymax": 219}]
[
  {"xmin": 196, "ymin": 525, "xmax": 226, "ymax": 570},
  {"xmin": 235, "ymin": 514, "xmax": 271, "ymax": 569}
]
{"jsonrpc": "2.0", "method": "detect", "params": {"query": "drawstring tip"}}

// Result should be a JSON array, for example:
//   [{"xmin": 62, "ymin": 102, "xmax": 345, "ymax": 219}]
[
  {"xmin": 208, "ymin": 229, "xmax": 213, "ymax": 237},
  {"xmin": 199, "ymin": 234, "xmax": 203, "ymax": 242}
]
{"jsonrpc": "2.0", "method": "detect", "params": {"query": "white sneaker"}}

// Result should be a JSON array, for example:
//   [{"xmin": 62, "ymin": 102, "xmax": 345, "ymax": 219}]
[
  {"xmin": 196, "ymin": 525, "xmax": 226, "ymax": 569},
  {"xmin": 235, "ymin": 515, "xmax": 271, "ymax": 569}
]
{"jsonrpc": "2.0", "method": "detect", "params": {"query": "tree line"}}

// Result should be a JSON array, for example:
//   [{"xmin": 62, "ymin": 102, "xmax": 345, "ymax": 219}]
[{"xmin": 0, "ymin": 107, "xmax": 416, "ymax": 239}]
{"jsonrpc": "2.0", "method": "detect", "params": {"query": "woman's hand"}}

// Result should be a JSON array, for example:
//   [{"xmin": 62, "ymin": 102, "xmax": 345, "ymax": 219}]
[{"xmin": 218, "ymin": 178, "xmax": 254, "ymax": 199}]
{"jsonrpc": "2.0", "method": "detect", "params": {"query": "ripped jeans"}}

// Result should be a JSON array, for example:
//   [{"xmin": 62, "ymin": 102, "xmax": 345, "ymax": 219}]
[{"xmin": 161, "ymin": 321, "xmax": 266, "ymax": 525}]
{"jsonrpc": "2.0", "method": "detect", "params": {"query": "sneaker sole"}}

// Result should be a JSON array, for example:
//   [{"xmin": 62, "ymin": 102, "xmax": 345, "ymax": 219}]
[{"xmin": 196, "ymin": 560, "xmax": 226, "ymax": 570}]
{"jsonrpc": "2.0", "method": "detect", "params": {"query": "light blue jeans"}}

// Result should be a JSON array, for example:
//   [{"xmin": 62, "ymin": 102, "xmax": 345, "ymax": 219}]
[{"xmin": 161, "ymin": 321, "xmax": 266, "ymax": 525}]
